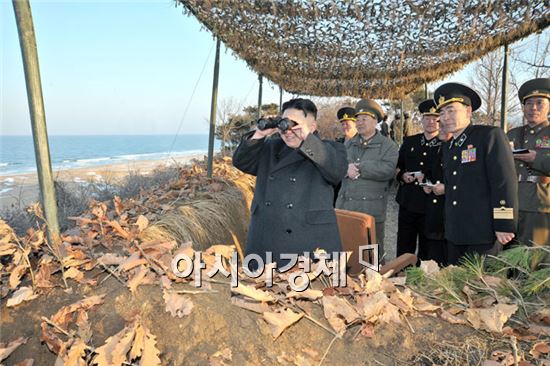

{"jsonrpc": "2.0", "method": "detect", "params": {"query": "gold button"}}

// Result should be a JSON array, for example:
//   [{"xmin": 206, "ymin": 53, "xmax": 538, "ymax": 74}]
[
  {"xmin": 453, "ymin": 171, "xmax": 457, "ymax": 175},
  {"xmin": 500, "ymin": 200, "xmax": 506, "ymax": 205},
  {"xmin": 453, "ymin": 185, "xmax": 457, "ymax": 190},
  {"xmin": 519, "ymin": 163, "xmax": 524, "ymax": 167},
  {"xmin": 433, "ymin": 199, "xmax": 437, "ymax": 203},
  {"xmin": 453, "ymin": 201, "xmax": 457, "ymax": 206},
  {"xmin": 420, "ymin": 162, "xmax": 424, "ymax": 166},
  {"xmin": 411, "ymin": 147, "xmax": 414, "ymax": 151},
  {"xmin": 453, "ymin": 156, "xmax": 457, "ymax": 160},
  {"xmin": 530, "ymin": 130, "xmax": 535, "ymax": 134},
  {"xmin": 524, "ymin": 140, "xmax": 529, "ymax": 144},
  {"xmin": 423, "ymin": 152, "xmax": 427, "ymax": 156}
]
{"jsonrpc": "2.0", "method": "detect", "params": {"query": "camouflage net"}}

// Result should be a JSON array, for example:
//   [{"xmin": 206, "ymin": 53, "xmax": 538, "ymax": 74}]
[{"xmin": 177, "ymin": 1, "xmax": 549, "ymax": 98}]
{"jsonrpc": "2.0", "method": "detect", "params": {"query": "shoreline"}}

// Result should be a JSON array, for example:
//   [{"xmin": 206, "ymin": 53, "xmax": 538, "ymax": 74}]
[{"xmin": 0, "ymin": 152, "xmax": 206, "ymax": 209}]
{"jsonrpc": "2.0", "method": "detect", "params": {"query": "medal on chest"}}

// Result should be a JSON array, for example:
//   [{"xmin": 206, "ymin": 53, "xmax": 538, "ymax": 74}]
[
  {"xmin": 536, "ymin": 136, "xmax": 550, "ymax": 148},
  {"xmin": 461, "ymin": 144, "xmax": 476, "ymax": 163}
]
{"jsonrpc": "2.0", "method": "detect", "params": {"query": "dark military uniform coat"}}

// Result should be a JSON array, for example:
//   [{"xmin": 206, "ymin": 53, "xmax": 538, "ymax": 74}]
[
  {"xmin": 396, "ymin": 133, "xmax": 442, "ymax": 213},
  {"xmin": 507, "ymin": 121, "xmax": 550, "ymax": 245},
  {"xmin": 442, "ymin": 124, "xmax": 518, "ymax": 245},
  {"xmin": 507, "ymin": 122, "xmax": 550, "ymax": 212},
  {"xmin": 233, "ymin": 131, "xmax": 348, "ymax": 266}
]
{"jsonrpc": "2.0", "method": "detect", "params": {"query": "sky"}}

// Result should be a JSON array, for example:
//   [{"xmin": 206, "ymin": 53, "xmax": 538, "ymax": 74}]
[{"xmin": 0, "ymin": 1, "xmax": 547, "ymax": 136}]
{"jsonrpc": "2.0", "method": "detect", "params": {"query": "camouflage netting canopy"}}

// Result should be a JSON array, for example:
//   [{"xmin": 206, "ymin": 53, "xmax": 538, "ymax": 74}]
[{"xmin": 177, "ymin": 0, "xmax": 549, "ymax": 99}]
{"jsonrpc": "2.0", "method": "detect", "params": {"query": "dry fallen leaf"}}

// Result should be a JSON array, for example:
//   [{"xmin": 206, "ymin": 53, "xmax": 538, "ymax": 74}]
[
  {"xmin": 360, "ymin": 291, "xmax": 389, "ymax": 321},
  {"xmin": 322, "ymin": 296, "xmax": 360, "ymax": 334},
  {"xmin": 51, "ymin": 295, "xmax": 105, "ymax": 330},
  {"xmin": 389, "ymin": 289, "xmax": 414, "ymax": 314},
  {"xmin": 232, "ymin": 284, "xmax": 276, "ymax": 302},
  {"xmin": 205, "ymin": 245, "xmax": 235, "ymax": 260},
  {"xmin": 127, "ymin": 266, "xmax": 152, "ymax": 294},
  {"xmin": 62, "ymin": 339, "xmax": 88, "ymax": 366},
  {"xmin": 0, "ymin": 243, "xmax": 18, "ymax": 256},
  {"xmin": 412, "ymin": 295, "xmax": 440, "ymax": 312},
  {"xmin": 9, "ymin": 264, "xmax": 27, "ymax": 289},
  {"xmin": 93, "ymin": 325, "xmax": 131, "ymax": 366},
  {"xmin": 97, "ymin": 253, "xmax": 127, "ymax": 266},
  {"xmin": 440, "ymin": 309, "xmax": 467, "ymax": 325},
  {"xmin": 230, "ymin": 297, "xmax": 271, "ymax": 314},
  {"xmin": 0, "ymin": 336, "xmax": 28, "ymax": 362},
  {"xmin": 530, "ymin": 341, "xmax": 550, "ymax": 359},
  {"xmin": 263, "ymin": 308, "xmax": 303, "ymax": 339},
  {"xmin": 119, "ymin": 253, "xmax": 148, "ymax": 272},
  {"xmin": 64, "ymin": 267, "xmax": 84, "ymax": 282},
  {"xmin": 163, "ymin": 290, "xmax": 194, "ymax": 318},
  {"xmin": 137, "ymin": 324, "xmax": 161, "ymax": 366},
  {"xmin": 134, "ymin": 215, "xmax": 149, "ymax": 232},
  {"xmin": 466, "ymin": 304, "xmax": 518, "ymax": 333},
  {"xmin": 420, "ymin": 260, "xmax": 440, "ymax": 275},
  {"xmin": 7, "ymin": 286, "xmax": 38, "ymax": 307},
  {"xmin": 286, "ymin": 289, "xmax": 323, "ymax": 301}
]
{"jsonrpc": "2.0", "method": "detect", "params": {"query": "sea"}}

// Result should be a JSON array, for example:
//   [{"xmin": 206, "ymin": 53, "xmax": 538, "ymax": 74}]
[{"xmin": 0, "ymin": 134, "xmax": 220, "ymax": 177}]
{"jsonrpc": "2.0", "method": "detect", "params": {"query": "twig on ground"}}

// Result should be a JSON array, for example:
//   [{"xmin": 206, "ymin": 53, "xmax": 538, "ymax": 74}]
[{"xmin": 317, "ymin": 333, "xmax": 339, "ymax": 366}]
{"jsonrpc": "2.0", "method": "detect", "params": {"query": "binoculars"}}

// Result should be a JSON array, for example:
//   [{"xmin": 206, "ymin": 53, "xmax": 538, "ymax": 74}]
[{"xmin": 256, "ymin": 117, "xmax": 297, "ymax": 132}]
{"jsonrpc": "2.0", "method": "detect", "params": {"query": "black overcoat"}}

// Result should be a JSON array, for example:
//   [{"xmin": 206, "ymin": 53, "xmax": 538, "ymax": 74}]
[
  {"xmin": 442, "ymin": 124, "xmax": 518, "ymax": 245},
  {"xmin": 233, "ymin": 131, "xmax": 348, "ymax": 267}
]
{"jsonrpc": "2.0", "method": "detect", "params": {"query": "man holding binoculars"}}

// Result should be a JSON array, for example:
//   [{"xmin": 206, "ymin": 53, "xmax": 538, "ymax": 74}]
[{"xmin": 232, "ymin": 98, "xmax": 348, "ymax": 270}]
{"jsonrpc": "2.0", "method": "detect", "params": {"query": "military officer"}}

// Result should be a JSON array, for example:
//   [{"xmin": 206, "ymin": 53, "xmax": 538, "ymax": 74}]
[
  {"xmin": 507, "ymin": 78, "xmax": 550, "ymax": 246},
  {"xmin": 396, "ymin": 99, "xmax": 442, "ymax": 260},
  {"xmin": 336, "ymin": 99, "xmax": 399, "ymax": 261},
  {"xmin": 233, "ymin": 98, "xmax": 348, "ymax": 269},
  {"xmin": 336, "ymin": 107, "xmax": 358, "ymax": 143},
  {"xmin": 422, "ymin": 121, "xmax": 453, "ymax": 265},
  {"xmin": 436, "ymin": 82, "xmax": 518, "ymax": 264}
]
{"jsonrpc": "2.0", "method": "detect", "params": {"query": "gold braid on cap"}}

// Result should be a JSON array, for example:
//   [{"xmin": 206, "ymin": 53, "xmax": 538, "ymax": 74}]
[
  {"xmin": 522, "ymin": 90, "xmax": 550, "ymax": 102},
  {"xmin": 436, "ymin": 96, "xmax": 464, "ymax": 109},
  {"xmin": 355, "ymin": 110, "xmax": 377, "ymax": 119}
]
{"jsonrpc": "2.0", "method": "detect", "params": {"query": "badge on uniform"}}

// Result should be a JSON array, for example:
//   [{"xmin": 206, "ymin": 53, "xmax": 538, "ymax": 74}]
[
  {"xmin": 536, "ymin": 136, "xmax": 550, "ymax": 148},
  {"xmin": 493, "ymin": 207, "xmax": 514, "ymax": 220},
  {"xmin": 461, "ymin": 144, "xmax": 476, "ymax": 163}
]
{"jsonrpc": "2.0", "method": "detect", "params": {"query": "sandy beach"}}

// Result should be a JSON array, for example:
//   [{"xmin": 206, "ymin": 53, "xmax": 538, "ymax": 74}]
[{"xmin": 0, "ymin": 153, "xmax": 206, "ymax": 209}]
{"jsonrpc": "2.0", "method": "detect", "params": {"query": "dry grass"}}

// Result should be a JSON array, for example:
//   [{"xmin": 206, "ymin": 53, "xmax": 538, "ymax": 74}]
[
  {"xmin": 0, "ymin": 166, "xmax": 182, "ymax": 235},
  {"xmin": 140, "ymin": 183, "xmax": 253, "ymax": 251}
]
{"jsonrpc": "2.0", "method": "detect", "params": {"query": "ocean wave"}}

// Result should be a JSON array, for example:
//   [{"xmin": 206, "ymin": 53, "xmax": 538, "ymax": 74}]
[
  {"xmin": 0, "ymin": 163, "xmax": 8, "ymax": 167},
  {"xmin": 0, "ymin": 187, "xmax": 13, "ymax": 196},
  {"xmin": 75, "ymin": 157, "xmax": 112, "ymax": 164}
]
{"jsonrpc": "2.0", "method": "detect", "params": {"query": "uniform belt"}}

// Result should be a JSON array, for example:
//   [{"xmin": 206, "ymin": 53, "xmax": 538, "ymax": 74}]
[{"xmin": 518, "ymin": 174, "xmax": 550, "ymax": 184}]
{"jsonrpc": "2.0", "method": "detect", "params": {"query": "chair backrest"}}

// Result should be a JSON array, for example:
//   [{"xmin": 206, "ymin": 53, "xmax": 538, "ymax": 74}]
[{"xmin": 335, "ymin": 209, "xmax": 377, "ymax": 275}]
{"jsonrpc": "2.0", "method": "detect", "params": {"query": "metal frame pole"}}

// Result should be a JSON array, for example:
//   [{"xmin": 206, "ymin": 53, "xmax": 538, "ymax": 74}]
[
  {"xmin": 207, "ymin": 38, "xmax": 221, "ymax": 178},
  {"xmin": 279, "ymin": 86, "xmax": 283, "ymax": 114},
  {"xmin": 12, "ymin": 0, "xmax": 60, "ymax": 243}
]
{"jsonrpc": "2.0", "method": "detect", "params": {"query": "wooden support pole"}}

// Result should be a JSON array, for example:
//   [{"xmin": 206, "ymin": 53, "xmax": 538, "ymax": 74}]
[
  {"xmin": 257, "ymin": 74, "xmax": 263, "ymax": 119},
  {"xmin": 500, "ymin": 43, "xmax": 509, "ymax": 132},
  {"xmin": 424, "ymin": 82, "xmax": 429, "ymax": 99},
  {"xmin": 12, "ymin": 0, "xmax": 60, "ymax": 243},
  {"xmin": 207, "ymin": 37, "xmax": 221, "ymax": 178}
]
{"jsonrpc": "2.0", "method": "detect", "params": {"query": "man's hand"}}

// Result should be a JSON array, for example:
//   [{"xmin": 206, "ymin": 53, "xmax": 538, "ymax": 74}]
[
  {"xmin": 432, "ymin": 183, "xmax": 445, "ymax": 196},
  {"xmin": 514, "ymin": 150, "xmax": 537, "ymax": 163},
  {"xmin": 347, "ymin": 163, "xmax": 360, "ymax": 180},
  {"xmin": 422, "ymin": 186, "xmax": 433, "ymax": 194},
  {"xmin": 402, "ymin": 172, "xmax": 415, "ymax": 183},
  {"xmin": 496, "ymin": 231, "xmax": 515, "ymax": 245},
  {"xmin": 288, "ymin": 119, "xmax": 312, "ymax": 142}
]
